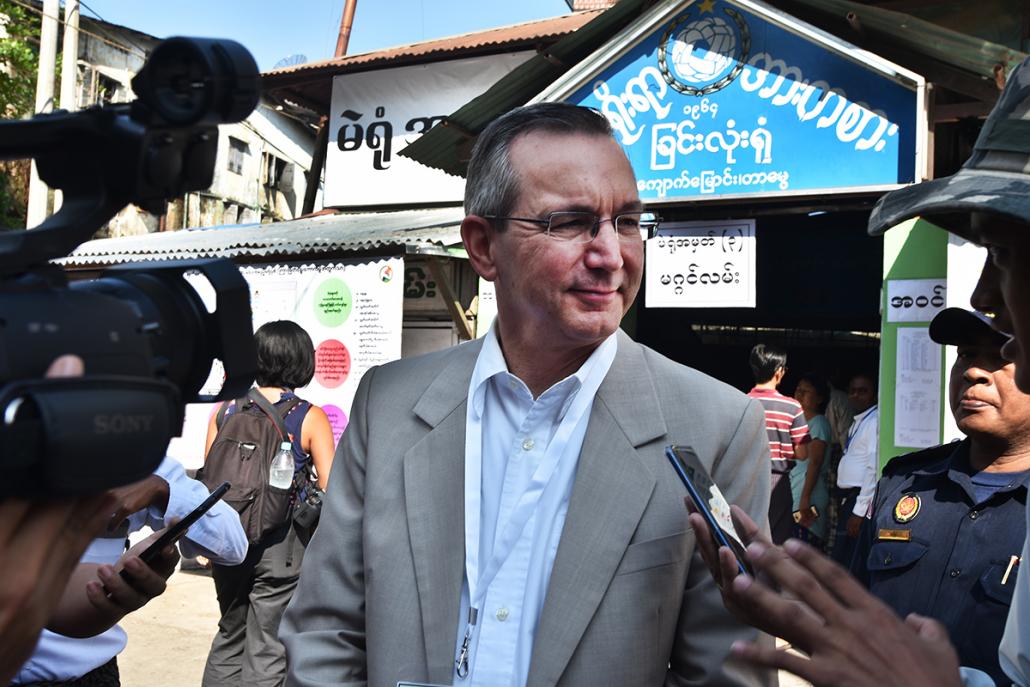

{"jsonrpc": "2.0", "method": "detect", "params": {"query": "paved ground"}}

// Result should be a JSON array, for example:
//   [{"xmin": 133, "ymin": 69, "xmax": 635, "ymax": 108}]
[
  {"xmin": 118, "ymin": 567, "xmax": 221, "ymax": 687},
  {"xmin": 117, "ymin": 569, "xmax": 811, "ymax": 686}
]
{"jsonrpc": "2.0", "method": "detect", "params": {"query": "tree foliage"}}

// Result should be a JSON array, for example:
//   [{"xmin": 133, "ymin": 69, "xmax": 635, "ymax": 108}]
[
  {"xmin": 0, "ymin": 0, "xmax": 39, "ymax": 228},
  {"xmin": 0, "ymin": 0, "xmax": 39, "ymax": 118}
]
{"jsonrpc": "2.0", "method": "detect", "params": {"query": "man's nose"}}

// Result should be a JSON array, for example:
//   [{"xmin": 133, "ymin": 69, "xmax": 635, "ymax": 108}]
[
  {"xmin": 971, "ymin": 253, "xmax": 1002, "ymax": 317},
  {"xmin": 584, "ymin": 218, "xmax": 625, "ymax": 269},
  {"xmin": 963, "ymin": 364, "xmax": 992, "ymax": 384}
]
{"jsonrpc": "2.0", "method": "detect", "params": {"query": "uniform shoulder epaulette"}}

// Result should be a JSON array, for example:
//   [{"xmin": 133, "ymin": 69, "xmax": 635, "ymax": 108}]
[{"xmin": 881, "ymin": 441, "xmax": 961, "ymax": 478}]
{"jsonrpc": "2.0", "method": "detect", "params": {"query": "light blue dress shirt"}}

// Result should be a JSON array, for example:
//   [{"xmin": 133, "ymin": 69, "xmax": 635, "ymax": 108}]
[
  {"xmin": 14, "ymin": 455, "xmax": 248, "ymax": 683},
  {"xmin": 455, "ymin": 326, "xmax": 617, "ymax": 686}
]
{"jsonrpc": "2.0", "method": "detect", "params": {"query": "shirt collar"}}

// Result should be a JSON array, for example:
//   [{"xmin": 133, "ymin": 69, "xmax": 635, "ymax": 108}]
[
  {"xmin": 853, "ymin": 405, "xmax": 878, "ymax": 422},
  {"xmin": 913, "ymin": 440, "xmax": 966, "ymax": 477},
  {"xmin": 468, "ymin": 322, "xmax": 618, "ymax": 420},
  {"xmin": 913, "ymin": 439, "xmax": 1030, "ymax": 497}
]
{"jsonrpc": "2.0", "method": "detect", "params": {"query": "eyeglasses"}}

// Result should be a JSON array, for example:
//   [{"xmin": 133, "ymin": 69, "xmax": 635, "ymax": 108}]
[{"xmin": 483, "ymin": 211, "xmax": 660, "ymax": 243}]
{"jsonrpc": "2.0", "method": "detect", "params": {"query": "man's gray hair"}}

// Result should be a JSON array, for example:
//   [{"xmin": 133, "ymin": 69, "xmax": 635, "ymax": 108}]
[{"xmin": 463, "ymin": 102, "xmax": 615, "ymax": 219}]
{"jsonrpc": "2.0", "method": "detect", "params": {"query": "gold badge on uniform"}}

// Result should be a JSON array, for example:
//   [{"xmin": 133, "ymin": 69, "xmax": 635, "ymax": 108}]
[
  {"xmin": 878, "ymin": 528, "xmax": 912, "ymax": 541},
  {"xmin": 894, "ymin": 494, "xmax": 921, "ymax": 523}
]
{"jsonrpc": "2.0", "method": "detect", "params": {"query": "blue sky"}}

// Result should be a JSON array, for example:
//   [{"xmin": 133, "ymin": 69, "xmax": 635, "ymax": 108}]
[{"xmin": 80, "ymin": 0, "xmax": 572, "ymax": 71}]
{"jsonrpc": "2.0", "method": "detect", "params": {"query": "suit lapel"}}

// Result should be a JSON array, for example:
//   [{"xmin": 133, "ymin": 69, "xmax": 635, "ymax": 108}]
[
  {"xmin": 527, "ymin": 333, "xmax": 668, "ymax": 687},
  {"xmin": 404, "ymin": 340, "xmax": 482, "ymax": 682}
]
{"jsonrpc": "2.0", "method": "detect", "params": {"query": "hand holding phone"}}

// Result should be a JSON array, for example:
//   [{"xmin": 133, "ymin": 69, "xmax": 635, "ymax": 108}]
[
  {"xmin": 792, "ymin": 505, "xmax": 819, "ymax": 525},
  {"xmin": 666, "ymin": 445, "xmax": 753, "ymax": 576},
  {"xmin": 119, "ymin": 481, "xmax": 230, "ymax": 580}
]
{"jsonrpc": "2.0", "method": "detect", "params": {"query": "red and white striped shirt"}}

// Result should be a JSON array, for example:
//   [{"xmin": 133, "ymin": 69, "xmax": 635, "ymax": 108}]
[{"xmin": 747, "ymin": 387, "xmax": 810, "ymax": 461}]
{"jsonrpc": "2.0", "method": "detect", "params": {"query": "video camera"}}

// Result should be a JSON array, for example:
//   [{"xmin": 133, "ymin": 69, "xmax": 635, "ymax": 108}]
[{"xmin": 0, "ymin": 37, "xmax": 261, "ymax": 497}]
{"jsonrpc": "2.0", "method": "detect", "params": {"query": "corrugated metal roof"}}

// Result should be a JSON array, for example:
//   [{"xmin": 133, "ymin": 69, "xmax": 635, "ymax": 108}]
[
  {"xmin": 60, "ymin": 208, "xmax": 466, "ymax": 268},
  {"xmin": 774, "ymin": 0, "xmax": 1026, "ymax": 84},
  {"xmin": 398, "ymin": 0, "xmax": 655, "ymax": 178},
  {"xmin": 261, "ymin": 11, "xmax": 602, "ymax": 113}
]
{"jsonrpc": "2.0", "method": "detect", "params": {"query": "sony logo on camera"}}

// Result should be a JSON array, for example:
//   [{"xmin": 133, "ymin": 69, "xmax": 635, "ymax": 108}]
[{"xmin": 93, "ymin": 414, "xmax": 156, "ymax": 435}]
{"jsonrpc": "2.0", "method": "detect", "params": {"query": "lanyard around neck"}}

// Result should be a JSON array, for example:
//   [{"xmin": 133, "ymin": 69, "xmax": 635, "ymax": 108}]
[
  {"xmin": 845, "ymin": 407, "xmax": 876, "ymax": 453},
  {"xmin": 457, "ymin": 375, "xmax": 595, "ymax": 678}
]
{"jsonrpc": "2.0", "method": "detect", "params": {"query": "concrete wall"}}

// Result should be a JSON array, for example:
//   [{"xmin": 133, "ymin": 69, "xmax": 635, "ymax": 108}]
[{"xmin": 208, "ymin": 107, "xmax": 314, "ymax": 222}]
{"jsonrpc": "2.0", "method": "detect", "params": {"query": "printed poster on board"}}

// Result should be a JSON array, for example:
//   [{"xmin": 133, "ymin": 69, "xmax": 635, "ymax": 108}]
[{"xmin": 167, "ymin": 258, "xmax": 403, "ymax": 469}]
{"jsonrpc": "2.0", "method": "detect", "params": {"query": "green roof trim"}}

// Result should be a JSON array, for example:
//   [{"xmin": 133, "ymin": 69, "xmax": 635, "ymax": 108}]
[{"xmin": 398, "ymin": 0, "xmax": 655, "ymax": 178}]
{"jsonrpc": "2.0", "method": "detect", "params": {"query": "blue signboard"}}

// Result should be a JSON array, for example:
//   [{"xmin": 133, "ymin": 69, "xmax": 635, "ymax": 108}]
[{"xmin": 569, "ymin": 0, "xmax": 918, "ymax": 202}]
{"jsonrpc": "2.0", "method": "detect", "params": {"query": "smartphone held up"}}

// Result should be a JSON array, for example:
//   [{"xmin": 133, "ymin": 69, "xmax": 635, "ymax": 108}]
[{"xmin": 665, "ymin": 445, "xmax": 753, "ymax": 576}]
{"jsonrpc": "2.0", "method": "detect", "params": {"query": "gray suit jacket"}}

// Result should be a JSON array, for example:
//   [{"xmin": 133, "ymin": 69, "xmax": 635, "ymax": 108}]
[{"xmin": 281, "ymin": 330, "xmax": 774, "ymax": 687}]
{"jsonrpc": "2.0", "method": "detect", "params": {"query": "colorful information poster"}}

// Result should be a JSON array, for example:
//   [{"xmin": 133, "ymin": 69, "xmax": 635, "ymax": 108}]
[{"xmin": 167, "ymin": 258, "xmax": 403, "ymax": 470}]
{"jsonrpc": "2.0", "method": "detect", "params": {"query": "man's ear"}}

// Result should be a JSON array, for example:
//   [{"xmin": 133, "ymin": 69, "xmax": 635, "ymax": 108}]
[{"xmin": 461, "ymin": 215, "xmax": 498, "ymax": 281}]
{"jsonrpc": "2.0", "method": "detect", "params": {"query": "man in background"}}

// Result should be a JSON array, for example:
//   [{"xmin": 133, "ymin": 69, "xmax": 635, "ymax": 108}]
[
  {"xmin": 690, "ymin": 54, "xmax": 1030, "ymax": 687},
  {"xmin": 747, "ymin": 344, "xmax": 809, "ymax": 544},
  {"xmin": 832, "ymin": 372, "xmax": 879, "ymax": 565}
]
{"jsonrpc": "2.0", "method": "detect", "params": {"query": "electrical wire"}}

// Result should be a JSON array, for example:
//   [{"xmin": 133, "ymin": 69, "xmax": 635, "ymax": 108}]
[
  {"xmin": 75, "ymin": 0, "xmax": 151, "ymax": 58},
  {"xmin": 6, "ymin": 0, "xmax": 147, "ymax": 58}
]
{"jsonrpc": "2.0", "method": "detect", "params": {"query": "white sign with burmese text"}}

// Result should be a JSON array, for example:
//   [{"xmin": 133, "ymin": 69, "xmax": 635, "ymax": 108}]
[
  {"xmin": 325, "ymin": 52, "xmax": 531, "ymax": 207},
  {"xmin": 645, "ymin": 219, "xmax": 756, "ymax": 308},
  {"xmin": 885, "ymin": 278, "xmax": 947, "ymax": 323}
]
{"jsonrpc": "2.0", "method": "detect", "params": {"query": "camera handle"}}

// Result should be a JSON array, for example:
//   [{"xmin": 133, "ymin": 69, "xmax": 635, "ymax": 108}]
[
  {"xmin": 0, "ymin": 376, "xmax": 181, "ymax": 496},
  {"xmin": 0, "ymin": 108, "xmax": 219, "ymax": 276}
]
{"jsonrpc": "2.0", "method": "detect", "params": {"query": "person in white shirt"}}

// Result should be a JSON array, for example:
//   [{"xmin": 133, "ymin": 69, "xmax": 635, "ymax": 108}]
[
  {"xmin": 831, "ymin": 373, "xmax": 879, "ymax": 565},
  {"xmin": 280, "ymin": 102, "xmax": 773, "ymax": 687},
  {"xmin": 12, "ymin": 456, "xmax": 248, "ymax": 686}
]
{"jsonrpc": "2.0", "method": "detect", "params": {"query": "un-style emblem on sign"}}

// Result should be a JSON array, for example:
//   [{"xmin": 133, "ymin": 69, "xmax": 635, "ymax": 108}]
[{"xmin": 658, "ymin": 0, "xmax": 751, "ymax": 97}]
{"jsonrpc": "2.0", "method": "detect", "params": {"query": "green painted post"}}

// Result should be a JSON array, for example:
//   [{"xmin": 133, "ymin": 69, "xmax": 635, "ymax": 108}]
[{"xmin": 879, "ymin": 218, "xmax": 948, "ymax": 468}]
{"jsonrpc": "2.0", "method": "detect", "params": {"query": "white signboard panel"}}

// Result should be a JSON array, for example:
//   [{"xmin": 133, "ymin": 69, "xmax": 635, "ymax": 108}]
[
  {"xmin": 645, "ymin": 219, "xmax": 755, "ymax": 308},
  {"xmin": 476, "ymin": 277, "xmax": 497, "ymax": 338},
  {"xmin": 325, "ymin": 52, "xmax": 531, "ymax": 207},
  {"xmin": 943, "ymin": 237, "xmax": 989, "ymax": 442},
  {"xmin": 168, "ymin": 258, "xmax": 403, "ymax": 469},
  {"xmin": 885, "ymin": 278, "xmax": 946, "ymax": 323},
  {"xmin": 894, "ymin": 327, "xmax": 942, "ymax": 448}
]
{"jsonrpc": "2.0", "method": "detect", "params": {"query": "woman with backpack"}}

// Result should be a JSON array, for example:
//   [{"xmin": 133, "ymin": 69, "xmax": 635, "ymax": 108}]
[{"xmin": 201, "ymin": 320, "xmax": 335, "ymax": 687}]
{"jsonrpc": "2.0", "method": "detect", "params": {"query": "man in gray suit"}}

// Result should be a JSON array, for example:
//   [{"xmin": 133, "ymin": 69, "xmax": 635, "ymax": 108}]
[{"xmin": 280, "ymin": 103, "xmax": 774, "ymax": 687}]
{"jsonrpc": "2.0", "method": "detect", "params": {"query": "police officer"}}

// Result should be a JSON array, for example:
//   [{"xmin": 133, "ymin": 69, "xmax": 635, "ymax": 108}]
[{"xmin": 851, "ymin": 307, "xmax": 1030, "ymax": 684}]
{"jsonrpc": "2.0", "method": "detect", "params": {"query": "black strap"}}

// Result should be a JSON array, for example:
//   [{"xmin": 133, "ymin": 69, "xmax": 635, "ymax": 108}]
[
  {"xmin": 216, "ymin": 389, "xmax": 302, "ymax": 443},
  {"xmin": 285, "ymin": 522, "xmax": 297, "ymax": 567},
  {"xmin": 246, "ymin": 389, "xmax": 293, "ymax": 440}
]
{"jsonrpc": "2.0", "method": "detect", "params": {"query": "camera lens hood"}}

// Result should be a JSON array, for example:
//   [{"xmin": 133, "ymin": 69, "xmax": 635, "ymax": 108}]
[{"xmin": 131, "ymin": 37, "xmax": 260, "ymax": 127}]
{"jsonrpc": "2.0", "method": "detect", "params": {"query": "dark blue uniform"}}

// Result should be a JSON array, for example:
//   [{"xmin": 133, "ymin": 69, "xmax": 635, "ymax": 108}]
[{"xmin": 851, "ymin": 439, "xmax": 1029, "ymax": 685}]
